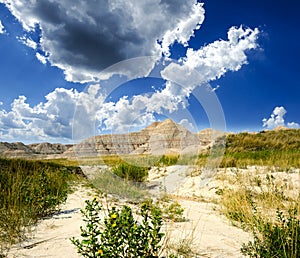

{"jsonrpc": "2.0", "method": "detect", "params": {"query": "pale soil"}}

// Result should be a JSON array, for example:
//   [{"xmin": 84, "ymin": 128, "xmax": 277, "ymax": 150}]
[{"xmin": 6, "ymin": 165, "xmax": 262, "ymax": 258}]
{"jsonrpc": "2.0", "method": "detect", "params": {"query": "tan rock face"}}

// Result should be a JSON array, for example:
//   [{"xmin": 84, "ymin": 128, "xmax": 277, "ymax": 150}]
[
  {"xmin": 29, "ymin": 142, "xmax": 70, "ymax": 154},
  {"xmin": 0, "ymin": 142, "xmax": 73, "ymax": 158},
  {"xmin": 0, "ymin": 119, "xmax": 220, "ymax": 159},
  {"xmin": 74, "ymin": 119, "xmax": 209, "ymax": 157}
]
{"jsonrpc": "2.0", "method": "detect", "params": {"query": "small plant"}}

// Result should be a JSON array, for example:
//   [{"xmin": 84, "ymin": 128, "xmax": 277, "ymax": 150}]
[
  {"xmin": 71, "ymin": 197, "xmax": 165, "ymax": 257},
  {"xmin": 112, "ymin": 162, "xmax": 148, "ymax": 182},
  {"xmin": 161, "ymin": 201, "xmax": 185, "ymax": 222},
  {"xmin": 241, "ymin": 207, "xmax": 300, "ymax": 258}
]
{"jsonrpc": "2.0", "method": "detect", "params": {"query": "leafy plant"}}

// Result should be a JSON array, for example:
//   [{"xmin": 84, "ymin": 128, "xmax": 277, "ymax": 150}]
[
  {"xmin": 161, "ymin": 201, "xmax": 185, "ymax": 222},
  {"xmin": 241, "ymin": 207, "xmax": 300, "ymax": 258},
  {"xmin": 71, "ymin": 197, "xmax": 165, "ymax": 257}
]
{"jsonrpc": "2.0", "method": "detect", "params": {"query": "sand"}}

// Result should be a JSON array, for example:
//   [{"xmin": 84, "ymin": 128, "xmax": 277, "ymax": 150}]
[{"xmin": 7, "ymin": 166, "xmax": 252, "ymax": 258}]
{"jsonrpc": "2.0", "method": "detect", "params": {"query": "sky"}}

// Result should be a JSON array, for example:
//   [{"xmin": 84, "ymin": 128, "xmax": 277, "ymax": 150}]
[{"xmin": 0, "ymin": 0, "xmax": 299, "ymax": 143}]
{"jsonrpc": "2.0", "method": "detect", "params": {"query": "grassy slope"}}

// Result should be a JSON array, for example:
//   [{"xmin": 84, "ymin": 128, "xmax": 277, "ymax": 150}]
[{"xmin": 220, "ymin": 129, "xmax": 300, "ymax": 169}]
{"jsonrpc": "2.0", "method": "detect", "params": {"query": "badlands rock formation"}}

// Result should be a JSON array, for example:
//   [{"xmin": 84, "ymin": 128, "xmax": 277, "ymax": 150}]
[
  {"xmin": 0, "ymin": 119, "xmax": 221, "ymax": 158},
  {"xmin": 0, "ymin": 142, "xmax": 72, "ymax": 158},
  {"xmin": 72, "ymin": 119, "xmax": 211, "ymax": 157}
]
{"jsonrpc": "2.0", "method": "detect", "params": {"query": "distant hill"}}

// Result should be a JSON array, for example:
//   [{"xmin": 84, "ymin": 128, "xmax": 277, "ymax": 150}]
[
  {"xmin": 72, "ymin": 119, "xmax": 210, "ymax": 157},
  {"xmin": 0, "ymin": 142, "xmax": 73, "ymax": 158}
]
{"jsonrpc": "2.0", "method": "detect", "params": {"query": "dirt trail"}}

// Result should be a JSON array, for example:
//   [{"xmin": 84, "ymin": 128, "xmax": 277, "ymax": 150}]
[{"xmin": 8, "ymin": 166, "xmax": 250, "ymax": 258}]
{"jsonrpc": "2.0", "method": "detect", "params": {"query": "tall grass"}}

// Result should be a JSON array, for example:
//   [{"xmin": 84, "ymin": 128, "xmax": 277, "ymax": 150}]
[
  {"xmin": 220, "ymin": 129, "xmax": 300, "ymax": 169},
  {"xmin": 219, "ymin": 168, "xmax": 300, "ymax": 257},
  {"xmin": 91, "ymin": 169, "xmax": 149, "ymax": 202},
  {"xmin": 0, "ymin": 158, "xmax": 77, "ymax": 253}
]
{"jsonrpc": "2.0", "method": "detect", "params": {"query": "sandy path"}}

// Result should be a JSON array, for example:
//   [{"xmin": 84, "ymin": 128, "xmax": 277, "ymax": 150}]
[
  {"xmin": 8, "ymin": 167, "xmax": 250, "ymax": 257},
  {"xmin": 8, "ymin": 186, "xmax": 92, "ymax": 258},
  {"xmin": 166, "ymin": 199, "xmax": 250, "ymax": 257}
]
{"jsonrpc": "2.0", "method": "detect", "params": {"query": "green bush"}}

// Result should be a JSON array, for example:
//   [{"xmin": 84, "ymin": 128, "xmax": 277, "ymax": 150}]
[
  {"xmin": 241, "ymin": 207, "xmax": 300, "ymax": 258},
  {"xmin": 156, "ymin": 155, "xmax": 179, "ymax": 166},
  {"xmin": 71, "ymin": 197, "xmax": 165, "ymax": 258},
  {"xmin": 112, "ymin": 163, "xmax": 148, "ymax": 182}
]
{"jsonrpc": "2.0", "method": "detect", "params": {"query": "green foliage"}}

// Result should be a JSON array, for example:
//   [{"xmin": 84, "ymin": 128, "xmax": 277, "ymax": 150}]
[
  {"xmin": 241, "ymin": 207, "xmax": 300, "ymax": 258},
  {"xmin": 226, "ymin": 129, "xmax": 300, "ymax": 152},
  {"xmin": 112, "ymin": 162, "xmax": 148, "ymax": 182},
  {"xmin": 219, "ymin": 129, "xmax": 300, "ymax": 169},
  {"xmin": 71, "ymin": 198, "xmax": 165, "ymax": 258},
  {"xmin": 219, "ymin": 169, "xmax": 300, "ymax": 258},
  {"xmin": 0, "ymin": 158, "xmax": 74, "ymax": 250},
  {"xmin": 156, "ymin": 155, "xmax": 179, "ymax": 166}
]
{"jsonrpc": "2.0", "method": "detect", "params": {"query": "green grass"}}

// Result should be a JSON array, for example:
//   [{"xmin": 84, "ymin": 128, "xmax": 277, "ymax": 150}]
[
  {"xmin": 112, "ymin": 162, "xmax": 148, "ymax": 182},
  {"xmin": 0, "ymin": 158, "xmax": 81, "ymax": 253},
  {"xmin": 91, "ymin": 169, "xmax": 149, "ymax": 202}
]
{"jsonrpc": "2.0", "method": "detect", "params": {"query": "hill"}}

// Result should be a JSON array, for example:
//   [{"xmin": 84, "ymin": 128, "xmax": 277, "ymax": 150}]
[{"xmin": 72, "ymin": 119, "xmax": 208, "ymax": 157}]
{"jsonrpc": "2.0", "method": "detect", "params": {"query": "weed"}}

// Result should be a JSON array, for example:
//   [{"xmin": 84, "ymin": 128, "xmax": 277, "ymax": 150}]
[
  {"xmin": 241, "ymin": 207, "xmax": 300, "ymax": 258},
  {"xmin": 71, "ymin": 197, "xmax": 165, "ymax": 257},
  {"xmin": 91, "ymin": 169, "xmax": 148, "ymax": 202}
]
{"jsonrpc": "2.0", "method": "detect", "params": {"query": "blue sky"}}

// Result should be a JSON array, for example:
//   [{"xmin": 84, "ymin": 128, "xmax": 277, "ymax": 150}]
[{"xmin": 0, "ymin": 0, "xmax": 299, "ymax": 143}]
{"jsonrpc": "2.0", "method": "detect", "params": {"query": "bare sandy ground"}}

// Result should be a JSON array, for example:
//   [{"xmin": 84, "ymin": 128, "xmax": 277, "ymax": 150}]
[{"xmin": 8, "ymin": 166, "xmax": 252, "ymax": 258}]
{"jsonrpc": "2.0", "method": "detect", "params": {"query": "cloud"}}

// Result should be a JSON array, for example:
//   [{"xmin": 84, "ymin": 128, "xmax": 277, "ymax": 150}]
[
  {"xmin": 17, "ymin": 35, "xmax": 37, "ymax": 49},
  {"xmin": 262, "ymin": 106, "xmax": 299, "ymax": 129},
  {"xmin": 2, "ymin": 0, "xmax": 205, "ymax": 82},
  {"xmin": 0, "ymin": 20, "xmax": 5, "ymax": 34},
  {"xmin": 0, "ymin": 87, "xmax": 105, "ymax": 142},
  {"xmin": 0, "ymin": 22, "xmax": 261, "ymax": 142},
  {"xmin": 178, "ymin": 118, "xmax": 194, "ymax": 131},
  {"xmin": 0, "ymin": 3, "xmax": 262, "ymax": 142},
  {"xmin": 287, "ymin": 122, "xmax": 300, "ymax": 129},
  {"xmin": 36, "ymin": 52, "xmax": 47, "ymax": 64},
  {"xmin": 161, "ymin": 26, "xmax": 259, "ymax": 87}
]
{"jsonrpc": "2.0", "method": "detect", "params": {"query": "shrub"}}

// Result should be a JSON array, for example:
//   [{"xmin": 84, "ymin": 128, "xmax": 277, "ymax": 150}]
[
  {"xmin": 71, "ymin": 197, "xmax": 165, "ymax": 257},
  {"xmin": 241, "ymin": 207, "xmax": 300, "ymax": 258},
  {"xmin": 112, "ymin": 162, "xmax": 148, "ymax": 182},
  {"xmin": 157, "ymin": 155, "xmax": 179, "ymax": 166}
]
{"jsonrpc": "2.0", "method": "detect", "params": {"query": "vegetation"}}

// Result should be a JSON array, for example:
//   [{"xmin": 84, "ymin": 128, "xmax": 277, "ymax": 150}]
[
  {"xmin": 219, "ymin": 168, "xmax": 300, "ymax": 257},
  {"xmin": 71, "ymin": 197, "xmax": 165, "ymax": 258},
  {"xmin": 221, "ymin": 129, "xmax": 300, "ymax": 169},
  {"xmin": 226, "ymin": 129, "xmax": 300, "ymax": 152},
  {"xmin": 112, "ymin": 162, "xmax": 148, "ymax": 182},
  {"xmin": 0, "ymin": 158, "xmax": 79, "ymax": 253},
  {"xmin": 241, "ymin": 207, "xmax": 300, "ymax": 258},
  {"xmin": 91, "ymin": 169, "xmax": 148, "ymax": 202}
]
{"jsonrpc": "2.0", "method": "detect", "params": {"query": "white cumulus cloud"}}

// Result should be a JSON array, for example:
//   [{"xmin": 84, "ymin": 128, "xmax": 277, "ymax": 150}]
[
  {"xmin": 161, "ymin": 26, "xmax": 259, "ymax": 88},
  {"xmin": 262, "ymin": 106, "xmax": 299, "ymax": 129},
  {"xmin": 0, "ymin": 86, "xmax": 105, "ymax": 142},
  {"xmin": 0, "ymin": 2, "xmax": 263, "ymax": 142},
  {"xmin": 287, "ymin": 122, "xmax": 300, "ymax": 129},
  {"xmin": 17, "ymin": 35, "xmax": 37, "ymax": 49}
]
